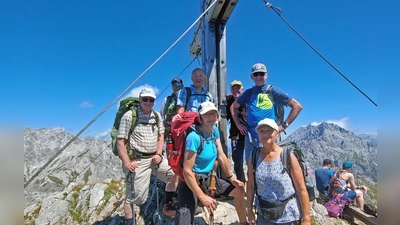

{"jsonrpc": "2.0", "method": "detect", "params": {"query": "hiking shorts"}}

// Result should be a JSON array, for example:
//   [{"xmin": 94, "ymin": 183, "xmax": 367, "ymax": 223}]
[
  {"xmin": 340, "ymin": 191, "xmax": 357, "ymax": 200},
  {"xmin": 244, "ymin": 132, "xmax": 261, "ymax": 162},
  {"xmin": 175, "ymin": 176, "xmax": 235, "ymax": 224},
  {"xmin": 123, "ymin": 157, "xmax": 174, "ymax": 205}
]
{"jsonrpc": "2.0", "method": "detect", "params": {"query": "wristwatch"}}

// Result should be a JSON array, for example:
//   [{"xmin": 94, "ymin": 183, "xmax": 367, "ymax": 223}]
[{"xmin": 282, "ymin": 121, "xmax": 289, "ymax": 129}]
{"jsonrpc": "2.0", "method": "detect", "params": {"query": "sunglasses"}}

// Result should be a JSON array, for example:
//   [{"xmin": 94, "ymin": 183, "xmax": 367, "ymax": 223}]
[
  {"xmin": 172, "ymin": 82, "xmax": 182, "ymax": 87},
  {"xmin": 141, "ymin": 97, "xmax": 155, "ymax": 103},
  {"xmin": 252, "ymin": 72, "xmax": 265, "ymax": 77}
]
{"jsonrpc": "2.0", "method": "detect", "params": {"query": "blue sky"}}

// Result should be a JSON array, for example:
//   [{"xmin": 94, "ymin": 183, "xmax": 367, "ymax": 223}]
[{"xmin": 10, "ymin": 0, "xmax": 389, "ymax": 139}]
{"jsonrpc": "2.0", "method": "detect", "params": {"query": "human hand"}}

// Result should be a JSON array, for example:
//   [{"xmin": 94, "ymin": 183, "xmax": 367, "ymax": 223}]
[
  {"xmin": 124, "ymin": 161, "xmax": 138, "ymax": 172},
  {"xmin": 152, "ymin": 154, "xmax": 163, "ymax": 165},
  {"xmin": 247, "ymin": 209, "xmax": 256, "ymax": 225},
  {"xmin": 360, "ymin": 185, "xmax": 369, "ymax": 192},
  {"xmin": 230, "ymin": 178, "xmax": 245, "ymax": 188},
  {"xmin": 237, "ymin": 123, "xmax": 247, "ymax": 135},
  {"xmin": 199, "ymin": 195, "xmax": 217, "ymax": 212},
  {"xmin": 172, "ymin": 114, "xmax": 181, "ymax": 123}
]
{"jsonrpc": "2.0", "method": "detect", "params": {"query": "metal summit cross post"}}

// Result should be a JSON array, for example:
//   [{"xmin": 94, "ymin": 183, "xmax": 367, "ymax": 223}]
[{"xmin": 190, "ymin": 0, "xmax": 238, "ymax": 178}]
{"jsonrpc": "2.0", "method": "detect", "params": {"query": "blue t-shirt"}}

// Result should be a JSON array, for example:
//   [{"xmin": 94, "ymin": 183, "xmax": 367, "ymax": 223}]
[
  {"xmin": 315, "ymin": 167, "xmax": 334, "ymax": 193},
  {"xmin": 236, "ymin": 84, "xmax": 292, "ymax": 136},
  {"xmin": 185, "ymin": 126, "xmax": 220, "ymax": 174},
  {"xmin": 177, "ymin": 85, "xmax": 213, "ymax": 112}
]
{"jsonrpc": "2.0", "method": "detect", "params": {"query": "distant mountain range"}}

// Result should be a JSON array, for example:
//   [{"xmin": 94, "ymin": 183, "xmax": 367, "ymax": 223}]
[{"xmin": 24, "ymin": 122, "xmax": 377, "ymax": 224}]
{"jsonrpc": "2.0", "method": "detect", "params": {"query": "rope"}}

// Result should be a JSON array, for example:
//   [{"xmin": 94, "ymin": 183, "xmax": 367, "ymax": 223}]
[
  {"xmin": 264, "ymin": 1, "xmax": 377, "ymax": 107},
  {"xmin": 24, "ymin": 0, "xmax": 218, "ymax": 189}
]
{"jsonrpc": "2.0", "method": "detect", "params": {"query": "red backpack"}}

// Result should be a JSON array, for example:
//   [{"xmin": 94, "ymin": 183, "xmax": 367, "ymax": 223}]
[{"xmin": 168, "ymin": 111, "xmax": 214, "ymax": 180}]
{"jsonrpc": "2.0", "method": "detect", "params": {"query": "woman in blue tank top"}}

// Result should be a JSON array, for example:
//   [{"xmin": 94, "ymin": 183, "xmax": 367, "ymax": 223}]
[
  {"xmin": 175, "ymin": 101, "xmax": 249, "ymax": 225},
  {"xmin": 246, "ymin": 118, "xmax": 311, "ymax": 225}
]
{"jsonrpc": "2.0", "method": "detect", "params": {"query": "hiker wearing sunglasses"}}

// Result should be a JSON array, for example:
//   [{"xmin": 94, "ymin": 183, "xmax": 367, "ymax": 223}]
[
  {"xmin": 230, "ymin": 63, "xmax": 303, "ymax": 163},
  {"xmin": 159, "ymin": 78, "xmax": 184, "ymax": 217},
  {"xmin": 117, "ymin": 88, "xmax": 175, "ymax": 225},
  {"xmin": 175, "ymin": 102, "xmax": 248, "ymax": 225}
]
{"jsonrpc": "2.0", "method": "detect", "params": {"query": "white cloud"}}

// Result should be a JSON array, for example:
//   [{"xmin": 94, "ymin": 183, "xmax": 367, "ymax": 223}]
[
  {"xmin": 310, "ymin": 117, "xmax": 349, "ymax": 129},
  {"xmin": 79, "ymin": 101, "xmax": 93, "ymax": 108},
  {"xmin": 94, "ymin": 129, "xmax": 111, "ymax": 140}
]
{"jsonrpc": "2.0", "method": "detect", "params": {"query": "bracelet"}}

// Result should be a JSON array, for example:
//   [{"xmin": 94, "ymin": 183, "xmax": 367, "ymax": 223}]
[{"xmin": 227, "ymin": 174, "xmax": 233, "ymax": 179}]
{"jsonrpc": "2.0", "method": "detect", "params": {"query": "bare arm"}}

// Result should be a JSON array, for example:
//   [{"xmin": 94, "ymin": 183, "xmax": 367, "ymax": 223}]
[
  {"xmin": 117, "ymin": 138, "xmax": 138, "ymax": 172},
  {"xmin": 182, "ymin": 150, "xmax": 217, "ymax": 211},
  {"xmin": 215, "ymin": 139, "xmax": 243, "ymax": 186},
  {"xmin": 230, "ymin": 101, "xmax": 247, "ymax": 135},
  {"xmin": 346, "ymin": 173, "xmax": 357, "ymax": 191},
  {"xmin": 279, "ymin": 98, "xmax": 303, "ymax": 132},
  {"xmin": 289, "ymin": 153, "xmax": 311, "ymax": 225},
  {"xmin": 246, "ymin": 154, "xmax": 256, "ymax": 224}
]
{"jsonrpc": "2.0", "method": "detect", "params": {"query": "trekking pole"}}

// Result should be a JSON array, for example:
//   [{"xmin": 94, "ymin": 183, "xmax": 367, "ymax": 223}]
[
  {"xmin": 129, "ymin": 171, "xmax": 136, "ymax": 225},
  {"xmin": 209, "ymin": 171, "xmax": 216, "ymax": 225},
  {"xmin": 152, "ymin": 163, "xmax": 162, "ymax": 225}
]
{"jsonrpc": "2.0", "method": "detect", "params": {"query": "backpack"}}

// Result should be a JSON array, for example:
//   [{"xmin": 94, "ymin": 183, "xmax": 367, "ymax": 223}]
[
  {"xmin": 363, "ymin": 203, "xmax": 377, "ymax": 217},
  {"xmin": 324, "ymin": 195, "xmax": 351, "ymax": 218},
  {"xmin": 328, "ymin": 170, "xmax": 348, "ymax": 197},
  {"xmin": 163, "ymin": 94, "xmax": 178, "ymax": 126},
  {"xmin": 168, "ymin": 111, "xmax": 216, "ymax": 179},
  {"xmin": 110, "ymin": 97, "xmax": 160, "ymax": 157},
  {"xmin": 251, "ymin": 141, "xmax": 315, "ymax": 201},
  {"xmin": 184, "ymin": 87, "xmax": 212, "ymax": 111},
  {"xmin": 250, "ymin": 85, "xmax": 284, "ymax": 126}
]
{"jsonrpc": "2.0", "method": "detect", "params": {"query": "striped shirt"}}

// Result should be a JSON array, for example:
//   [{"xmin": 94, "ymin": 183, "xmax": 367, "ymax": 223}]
[{"xmin": 117, "ymin": 107, "xmax": 164, "ymax": 154}]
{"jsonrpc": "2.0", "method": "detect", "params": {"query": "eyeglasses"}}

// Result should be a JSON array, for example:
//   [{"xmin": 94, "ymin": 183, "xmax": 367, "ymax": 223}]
[
  {"xmin": 252, "ymin": 72, "xmax": 265, "ymax": 77},
  {"xmin": 202, "ymin": 112, "xmax": 217, "ymax": 118},
  {"xmin": 172, "ymin": 82, "xmax": 182, "ymax": 87},
  {"xmin": 141, "ymin": 97, "xmax": 155, "ymax": 103}
]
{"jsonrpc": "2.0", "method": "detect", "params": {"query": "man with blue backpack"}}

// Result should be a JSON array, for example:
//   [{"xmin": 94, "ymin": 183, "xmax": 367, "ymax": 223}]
[{"xmin": 230, "ymin": 63, "xmax": 303, "ymax": 162}]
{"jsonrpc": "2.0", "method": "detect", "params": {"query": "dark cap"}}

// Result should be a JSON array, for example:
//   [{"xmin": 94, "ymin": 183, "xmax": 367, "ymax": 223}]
[
  {"xmin": 323, "ymin": 159, "xmax": 332, "ymax": 165},
  {"xmin": 171, "ymin": 78, "xmax": 183, "ymax": 84},
  {"xmin": 342, "ymin": 161, "xmax": 353, "ymax": 169}
]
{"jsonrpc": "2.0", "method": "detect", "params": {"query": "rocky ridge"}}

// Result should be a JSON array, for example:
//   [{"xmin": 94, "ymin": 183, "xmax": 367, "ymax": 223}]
[{"xmin": 24, "ymin": 123, "xmax": 377, "ymax": 225}]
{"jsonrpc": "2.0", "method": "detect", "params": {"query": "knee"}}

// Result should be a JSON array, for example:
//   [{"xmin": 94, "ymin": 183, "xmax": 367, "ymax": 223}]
[{"xmin": 356, "ymin": 190, "xmax": 364, "ymax": 198}]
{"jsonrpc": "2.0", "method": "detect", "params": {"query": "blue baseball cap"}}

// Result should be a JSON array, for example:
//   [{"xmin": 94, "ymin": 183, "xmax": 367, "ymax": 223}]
[{"xmin": 342, "ymin": 161, "xmax": 353, "ymax": 169}]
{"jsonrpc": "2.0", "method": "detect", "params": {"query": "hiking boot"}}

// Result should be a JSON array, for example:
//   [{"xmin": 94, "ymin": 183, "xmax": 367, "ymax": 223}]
[{"xmin": 162, "ymin": 201, "xmax": 177, "ymax": 217}]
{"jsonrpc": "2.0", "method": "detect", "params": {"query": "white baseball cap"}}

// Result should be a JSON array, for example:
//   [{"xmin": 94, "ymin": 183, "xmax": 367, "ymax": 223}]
[
  {"xmin": 256, "ymin": 118, "xmax": 278, "ymax": 132},
  {"xmin": 198, "ymin": 101, "xmax": 220, "ymax": 121},
  {"xmin": 139, "ymin": 88, "xmax": 156, "ymax": 99}
]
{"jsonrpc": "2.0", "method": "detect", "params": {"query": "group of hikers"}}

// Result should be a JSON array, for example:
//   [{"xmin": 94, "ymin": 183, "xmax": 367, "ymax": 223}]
[{"xmin": 115, "ymin": 63, "xmax": 369, "ymax": 225}]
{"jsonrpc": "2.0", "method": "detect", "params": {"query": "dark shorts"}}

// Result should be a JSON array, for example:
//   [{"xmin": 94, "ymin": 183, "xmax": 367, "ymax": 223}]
[{"xmin": 175, "ymin": 176, "xmax": 235, "ymax": 224}]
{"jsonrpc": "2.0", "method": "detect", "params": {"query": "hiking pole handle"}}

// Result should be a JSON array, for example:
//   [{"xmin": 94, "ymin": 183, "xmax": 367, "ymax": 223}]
[{"xmin": 209, "ymin": 172, "xmax": 216, "ymax": 225}]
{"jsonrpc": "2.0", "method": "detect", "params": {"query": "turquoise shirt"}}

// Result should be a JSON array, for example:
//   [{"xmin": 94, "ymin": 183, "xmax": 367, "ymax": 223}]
[{"xmin": 185, "ymin": 126, "xmax": 220, "ymax": 174}]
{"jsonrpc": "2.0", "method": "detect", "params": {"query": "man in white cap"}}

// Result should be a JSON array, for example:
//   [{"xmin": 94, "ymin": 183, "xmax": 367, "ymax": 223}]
[
  {"xmin": 230, "ymin": 63, "xmax": 303, "ymax": 162},
  {"xmin": 117, "ymin": 88, "xmax": 175, "ymax": 225}
]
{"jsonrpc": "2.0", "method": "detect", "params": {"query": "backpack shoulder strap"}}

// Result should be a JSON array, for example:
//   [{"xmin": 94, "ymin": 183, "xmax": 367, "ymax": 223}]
[
  {"xmin": 265, "ymin": 84, "xmax": 274, "ymax": 102},
  {"xmin": 280, "ymin": 145, "xmax": 291, "ymax": 178},
  {"xmin": 184, "ymin": 87, "xmax": 192, "ymax": 110},
  {"xmin": 252, "ymin": 147, "xmax": 261, "ymax": 195},
  {"xmin": 130, "ymin": 107, "xmax": 139, "ymax": 132}
]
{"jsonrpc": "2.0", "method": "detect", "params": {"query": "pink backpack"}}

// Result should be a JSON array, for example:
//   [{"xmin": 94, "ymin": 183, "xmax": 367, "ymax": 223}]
[{"xmin": 324, "ymin": 195, "xmax": 351, "ymax": 218}]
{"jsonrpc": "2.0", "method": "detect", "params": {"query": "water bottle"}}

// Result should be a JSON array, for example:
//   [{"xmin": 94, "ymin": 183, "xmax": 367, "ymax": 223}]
[
  {"xmin": 166, "ymin": 134, "xmax": 173, "ymax": 158},
  {"xmin": 305, "ymin": 172, "xmax": 315, "ymax": 201},
  {"xmin": 306, "ymin": 182, "xmax": 315, "ymax": 201}
]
